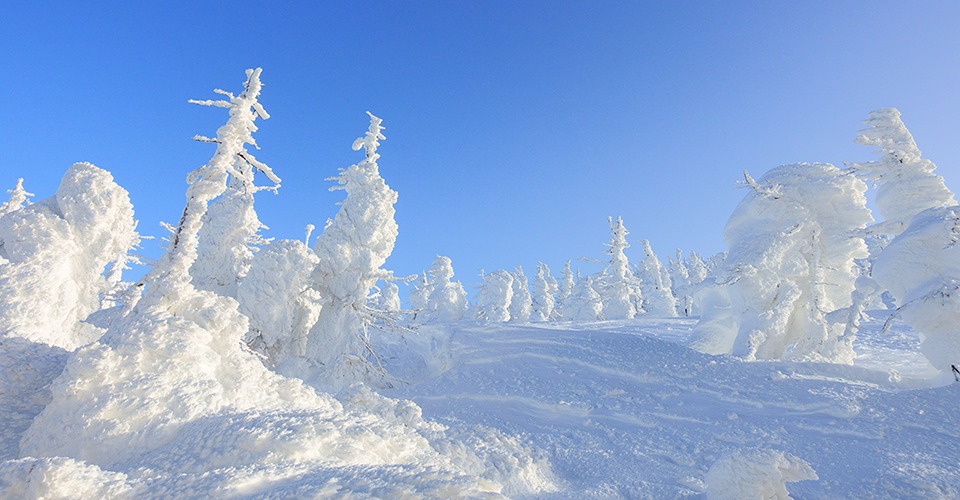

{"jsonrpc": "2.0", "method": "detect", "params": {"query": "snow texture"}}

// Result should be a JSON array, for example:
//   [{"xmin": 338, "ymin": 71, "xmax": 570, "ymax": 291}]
[{"xmin": 693, "ymin": 163, "xmax": 872, "ymax": 363}]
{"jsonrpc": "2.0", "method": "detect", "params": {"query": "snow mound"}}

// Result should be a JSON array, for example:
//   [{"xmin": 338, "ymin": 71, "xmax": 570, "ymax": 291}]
[
  {"xmin": 0, "ymin": 457, "xmax": 133, "ymax": 499},
  {"xmin": 705, "ymin": 449, "xmax": 817, "ymax": 500}
]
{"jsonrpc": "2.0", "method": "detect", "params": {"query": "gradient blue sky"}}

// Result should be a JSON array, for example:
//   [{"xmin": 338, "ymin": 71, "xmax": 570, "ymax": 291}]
[{"xmin": 3, "ymin": 1, "xmax": 959, "ymax": 288}]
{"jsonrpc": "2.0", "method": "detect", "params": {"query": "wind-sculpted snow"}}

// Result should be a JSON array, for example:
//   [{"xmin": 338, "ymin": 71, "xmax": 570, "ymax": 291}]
[{"xmin": 382, "ymin": 319, "xmax": 960, "ymax": 498}]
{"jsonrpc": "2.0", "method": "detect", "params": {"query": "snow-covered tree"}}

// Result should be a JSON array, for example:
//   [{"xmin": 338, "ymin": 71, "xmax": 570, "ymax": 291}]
[
  {"xmin": 408, "ymin": 272, "xmax": 431, "ymax": 322},
  {"xmin": 872, "ymin": 206, "xmax": 960, "ymax": 381},
  {"xmin": 668, "ymin": 249, "xmax": 693, "ymax": 316},
  {"xmin": 0, "ymin": 178, "xmax": 33, "ymax": 219},
  {"xmin": 842, "ymin": 108, "xmax": 958, "ymax": 342},
  {"xmin": 509, "ymin": 266, "xmax": 533, "ymax": 322},
  {"xmin": 237, "ymin": 238, "xmax": 322, "ymax": 366},
  {"xmin": 299, "ymin": 111, "xmax": 402, "ymax": 387},
  {"xmin": 555, "ymin": 260, "xmax": 575, "ymax": 318},
  {"xmin": 0, "ymin": 164, "xmax": 139, "ymax": 349},
  {"xmin": 475, "ymin": 269, "xmax": 514, "ymax": 323},
  {"xmin": 562, "ymin": 276, "xmax": 603, "ymax": 322},
  {"xmin": 188, "ymin": 73, "xmax": 280, "ymax": 297},
  {"xmin": 636, "ymin": 239, "xmax": 677, "ymax": 317},
  {"xmin": 848, "ymin": 108, "xmax": 955, "ymax": 238},
  {"xmin": 692, "ymin": 163, "xmax": 872, "ymax": 364},
  {"xmin": 530, "ymin": 262, "xmax": 558, "ymax": 322},
  {"xmin": 428, "ymin": 256, "xmax": 468, "ymax": 322},
  {"xmin": 595, "ymin": 216, "xmax": 641, "ymax": 319}
]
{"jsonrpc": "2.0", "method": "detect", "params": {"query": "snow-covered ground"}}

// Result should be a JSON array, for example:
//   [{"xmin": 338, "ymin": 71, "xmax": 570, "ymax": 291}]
[
  {"xmin": 378, "ymin": 316, "xmax": 958, "ymax": 498},
  {"xmin": 2, "ymin": 310, "xmax": 959, "ymax": 497}
]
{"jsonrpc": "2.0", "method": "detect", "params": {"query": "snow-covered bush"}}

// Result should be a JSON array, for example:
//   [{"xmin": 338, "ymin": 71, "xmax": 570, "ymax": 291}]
[
  {"xmin": 563, "ymin": 275, "xmax": 603, "ymax": 321},
  {"xmin": 595, "ymin": 216, "xmax": 641, "ymax": 319},
  {"xmin": 636, "ymin": 239, "xmax": 677, "ymax": 317},
  {"xmin": 705, "ymin": 449, "xmax": 817, "ymax": 500},
  {"xmin": 872, "ymin": 206, "xmax": 960, "ymax": 381},
  {"xmin": 0, "ymin": 164, "xmax": 139, "ymax": 349},
  {"xmin": 692, "ymin": 163, "xmax": 872, "ymax": 363},
  {"xmin": 509, "ymin": 266, "xmax": 533, "ymax": 322},
  {"xmin": 237, "ymin": 238, "xmax": 322, "ymax": 367},
  {"xmin": 475, "ymin": 270, "xmax": 514, "ymax": 323},
  {"xmin": 530, "ymin": 262, "xmax": 558, "ymax": 322}
]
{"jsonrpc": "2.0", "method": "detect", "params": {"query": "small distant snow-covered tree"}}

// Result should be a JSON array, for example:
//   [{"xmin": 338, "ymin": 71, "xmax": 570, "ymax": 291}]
[
  {"xmin": 509, "ymin": 266, "xmax": 533, "ymax": 322},
  {"xmin": 562, "ymin": 276, "xmax": 603, "ymax": 322},
  {"xmin": 408, "ymin": 272, "xmax": 431, "ymax": 322},
  {"xmin": 530, "ymin": 262, "xmax": 558, "ymax": 322},
  {"xmin": 475, "ymin": 269, "xmax": 514, "ymax": 323},
  {"xmin": 555, "ymin": 260, "xmax": 575, "ymax": 318},
  {"xmin": 0, "ymin": 178, "xmax": 33, "ymax": 219},
  {"xmin": 595, "ymin": 216, "xmax": 641, "ymax": 319},
  {"xmin": 692, "ymin": 163, "xmax": 872, "ymax": 364},
  {"xmin": 668, "ymin": 249, "xmax": 693, "ymax": 316},
  {"xmin": 636, "ymin": 239, "xmax": 677, "ymax": 317},
  {"xmin": 425, "ymin": 255, "xmax": 468, "ymax": 322}
]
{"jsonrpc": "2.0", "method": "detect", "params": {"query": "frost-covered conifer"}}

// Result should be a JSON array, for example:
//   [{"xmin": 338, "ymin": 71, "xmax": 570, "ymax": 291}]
[
  {"xmin": 688, "ymin": 250, "xmax": 710, "ymax": 285},
  {"xmin": 692, "ymin": 163, "xmax": 872, "ymax": 363},
  {"xmin": 408, "ymin": 272, "xmax": 432, "ymax": 322},
  {"xmin": 188, "ymin": 72, "xmax": 279, "ymax": 297},
  {"xmin": 475, "ymin": 269, "xmax": 514, "ymax": 323},
  {"xmin": 530, "ymin": 262, "xmax": 558, "ymax": 322},
  {"xmin": 848, "ymin": 108, "xmax": 955, "ymax": 237},
  {"xmin": 301, "ymin": 112, "xmax": 402, "ymax": 387},
  {"xmin": 636, "ymin": 239, "xmax": 677, "ymax": 317},
  {"xmin": 562, "ymin": 276, "xmax": 603, "ymax": 322},
  {"xmin": 872, "ymin": 206, "xmax": 960, "ymax": 381},
  {"xmin": 509, "ymin": 266, "xmax": 533, "ymax": 322},
  {"xmin": 0, "ymin": 178, "xmax": 33, "ymax": 219},
  {"xmin": 556, "ymin": 260, "xmax": 575, "ymax": 318},
  {"xmin": 668, "ymin": 249, "xmax": 693, "ymax": 316},
  {"xmin": 0, "ymin": 164, "xmax": 139, "ymax": 349},
  {"xmin": 426, "ymin": 255, "xmax": 468, "ymax": 322},
  {"xmin": 595, "ymin": 216, "xmax": 640, "ymax": 319},
  {"xmin": 843, "ymin": 109, "xmax": 958, "ymax": 342}
]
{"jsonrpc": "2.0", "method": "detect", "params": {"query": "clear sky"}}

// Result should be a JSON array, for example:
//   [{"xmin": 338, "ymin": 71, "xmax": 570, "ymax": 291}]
[{"xmin": 3, "ymin": 1, "xmax": 959, "ymax": 289}]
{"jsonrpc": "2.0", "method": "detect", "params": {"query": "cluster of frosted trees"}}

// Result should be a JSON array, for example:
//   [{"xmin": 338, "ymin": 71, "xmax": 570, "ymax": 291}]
[
  {"xmin": 0, "ymin": 69, "xmax": 407, "ymax": 391},
  {"xmin": 693, "ymin": 108, "xmax": 960, "ymax": 382},
  {"xmin": 410, "ymin": 216, "xmax": 721, "ymax": 325}
]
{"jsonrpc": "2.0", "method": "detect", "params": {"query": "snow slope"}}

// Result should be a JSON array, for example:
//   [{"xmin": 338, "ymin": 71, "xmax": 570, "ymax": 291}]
[{"xmin": 381, "ymin": 318, "xmax": 959, "ymax": 498}]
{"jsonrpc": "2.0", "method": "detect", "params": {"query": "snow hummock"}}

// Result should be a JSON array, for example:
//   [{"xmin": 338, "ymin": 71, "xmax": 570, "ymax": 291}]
[{"xmin": 705, "ymin": 449, "xmax": 817, "ymax": 500}]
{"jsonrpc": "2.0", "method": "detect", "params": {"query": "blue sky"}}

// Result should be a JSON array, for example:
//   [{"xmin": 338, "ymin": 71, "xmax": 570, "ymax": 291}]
[{"xmin": 3, "ymin": 1, "xmax": 959, "ymax": 288}]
